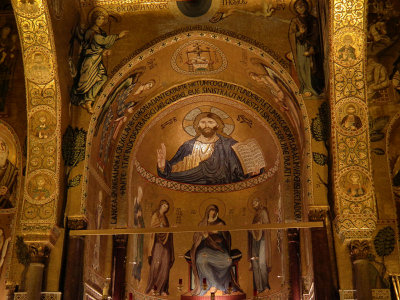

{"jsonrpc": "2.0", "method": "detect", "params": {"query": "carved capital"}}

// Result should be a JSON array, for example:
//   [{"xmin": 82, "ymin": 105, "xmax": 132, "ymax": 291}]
[
  {"xmin": 308, "ymin": 206, "xmax": 329, "ymax": 222},
  {"xmin": 28, "ymin": 242, "xmax": 51, "ymax": 264},
  {"xmin": 67, "ymin": 215, "xmax": 88, "ymax": 230},
  {"xmin": 348, "ymin": 240, "xmax": 372, "ymax": 262}
]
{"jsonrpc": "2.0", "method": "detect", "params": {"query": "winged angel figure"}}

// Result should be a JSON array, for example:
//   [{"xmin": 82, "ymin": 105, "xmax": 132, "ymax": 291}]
[
  {"xmin": 95, "ymin": 68, "xmax": 155, "ymax": 170},
  {"xmin": 249, "ymin": 60, "xmax": 301, "ymax": 130},
  {"xmin": 68, "ymin": 7, "xmax": 128, "ymax": 114}
]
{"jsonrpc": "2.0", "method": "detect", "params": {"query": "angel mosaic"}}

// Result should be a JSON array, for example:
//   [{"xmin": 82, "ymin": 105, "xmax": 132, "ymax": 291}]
[
  {"xmin": 249, "ymin": 60, "xmax": 301, "ymax": 130},
  {"xmin": 366, "ymin": 0, "xmax": 400, "ymax": 102},
  {"xmin": 367, "ymin": 57, "xmax": 390, "ymax": 101},
  {"xmin": 69, "ymin": 7, "xmax": 129, "ymax": 114},
  {"xmin": 94, "ymin": 69, "xmax": 155, "ymax": 171}
]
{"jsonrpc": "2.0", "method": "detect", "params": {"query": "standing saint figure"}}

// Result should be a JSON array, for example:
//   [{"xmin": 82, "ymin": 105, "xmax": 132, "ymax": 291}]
[
  {"xmin": 289, "ymin": 0, "xmax": 324, "ymax": 97},
  {"xmin": 145, "ymin": 200, "xmax": 174, "ymax": 296},
  {"xmin": 157, "ymin": 111, "xmax": 260, "ymax": 185},
  {"xmin": 190, "ymin": 204, "xmax": 241, "ymax": 296},
  {"xmin": 248, "ymin": 198, "xmax": 272, "ymax": 294},
  {"xmin": 70, "ymin": 7, "xmax": 128, "ymax": 113},
  {"xmin": 92, "ymin": 191, "xmax": 103, "ymax": 271},
  {"xmin": 132, "ymin": 186, "xmax": 145, "ymax": 281},
  {"xmin": 0, "ymin": 137, "xmax": 18, "ymax": 209}
]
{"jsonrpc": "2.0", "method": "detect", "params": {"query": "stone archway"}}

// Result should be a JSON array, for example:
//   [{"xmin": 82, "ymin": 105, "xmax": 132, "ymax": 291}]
[{"xmin": 81, "ymin": 29, "xmax": 313, "ymax": 299}]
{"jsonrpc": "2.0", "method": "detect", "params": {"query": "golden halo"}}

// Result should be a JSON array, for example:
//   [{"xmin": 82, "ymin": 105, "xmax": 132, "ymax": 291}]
[
  {"xmin": 88, "ymin": 7, "xmax": 109, "ymax": 25},
  {"xmin": 247, "ymin": 192, "xmax": 267, "ymax": 212},
  {"xmin": 182, "ymin": 105, "xmax": 234, "ymax": 137},
  {"xmin": 0, "ymin": 124, "xmax": 17, "ymax": 166},
  {"xmin": 346, "ymin": 170, "xmax": 363, "ymax": 183},
  {"xmin": 199, "ymin": 198, "xmax": 226, "ymax": 219},
  {"xmin": 289, "ymin": 0, "xmax": 313, "ymax": 15},
  {"xmin": 344, "ymin": 103, "xmax": 358, "ymax": 114},
  {"xmin": 153, "ymin": 194, "xmax": 175, "ymax": 215}
]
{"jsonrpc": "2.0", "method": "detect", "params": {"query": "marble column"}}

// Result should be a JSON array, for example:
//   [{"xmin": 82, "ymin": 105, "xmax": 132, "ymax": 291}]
[
  {"xmin": 309, "ymin": 207, "xmax": 338, "ymax": 299},
  {"xmin": 349, "ymin": 240, "xmax": 388, "ymax": 300},
  {"xmin": 288, "ymin": 228, "xmax": 301, "ymax": 300},
  {"xmin": 112, "ymin": 235, "xmax": 127, "ymax": 300},
  {"xmin": 26, "ymin": 243, "xmax": 50, "ymax": 300},
  {"xmin": 63, "ymin": 217, "xmax": 87, "ymax": 300}
]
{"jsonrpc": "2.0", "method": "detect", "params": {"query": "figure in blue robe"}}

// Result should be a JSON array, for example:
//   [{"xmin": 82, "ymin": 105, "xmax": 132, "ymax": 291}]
[
  {"xmin": 248, "ymin": 198, "xmax": 272, "ymax": 294},
  {"xmin": 156, "ymin": 112, "xmax": 261, "ymax": 185},
  {"xmin": 190, "ymin": 205, "xmax": 242, "ymax": 295},
  {"xmin": 158, "ymin": 134, "xmax": 246, "ymax": 185}
]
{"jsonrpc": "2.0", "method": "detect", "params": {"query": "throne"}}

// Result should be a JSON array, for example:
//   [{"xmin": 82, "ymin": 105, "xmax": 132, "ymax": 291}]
[{"xmin": 180, "ymin": 249, "xmax": 246, "ymax": 300}]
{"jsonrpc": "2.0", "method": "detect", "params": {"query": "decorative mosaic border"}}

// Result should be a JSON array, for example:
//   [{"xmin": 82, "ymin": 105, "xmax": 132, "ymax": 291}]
[
  {"xmin": 110, "ymin": 26, "xmax": 289, "ymax": 76},
  {"xmin": 12, "ymin": 0, "xmax": 62, "ymax": 237},
  {"xmin": 330, "ymin": 0, "xmax": 377, "ymax": 239},
  {"xmin": 134, "ymin": 154, "xmax": 280, "ymax": 193},
  {"xmin": 82, "ymin": 30, "xmax": 313, "ymax": 216}
]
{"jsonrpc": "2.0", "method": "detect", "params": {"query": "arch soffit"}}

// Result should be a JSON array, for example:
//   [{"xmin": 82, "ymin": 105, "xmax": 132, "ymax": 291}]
[{"xmin": 11, "ymin": 0, "xmax": 62, "ymax": 240}]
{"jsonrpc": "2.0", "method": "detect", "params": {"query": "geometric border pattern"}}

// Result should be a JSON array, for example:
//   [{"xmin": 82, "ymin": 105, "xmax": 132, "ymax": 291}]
[
  {"xmin": 331, "ymin": 0, "xmax": 377, "ymax": 239},
  {"xmin": 134, "ymin": 154, "xmax": 280, "ymax": 193},
  {"xmin": 12, "ymin": 0, "xmax": 61, "ymax": 242},
  {"xmin": 82, "ymin": 29, "xmax": 314, "ymax": 218}
]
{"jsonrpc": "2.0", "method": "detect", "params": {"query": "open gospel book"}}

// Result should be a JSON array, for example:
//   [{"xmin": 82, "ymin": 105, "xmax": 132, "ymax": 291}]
[{"xmin": 232, "ymin": 138, "xmax": 266, "ymax": 174}]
